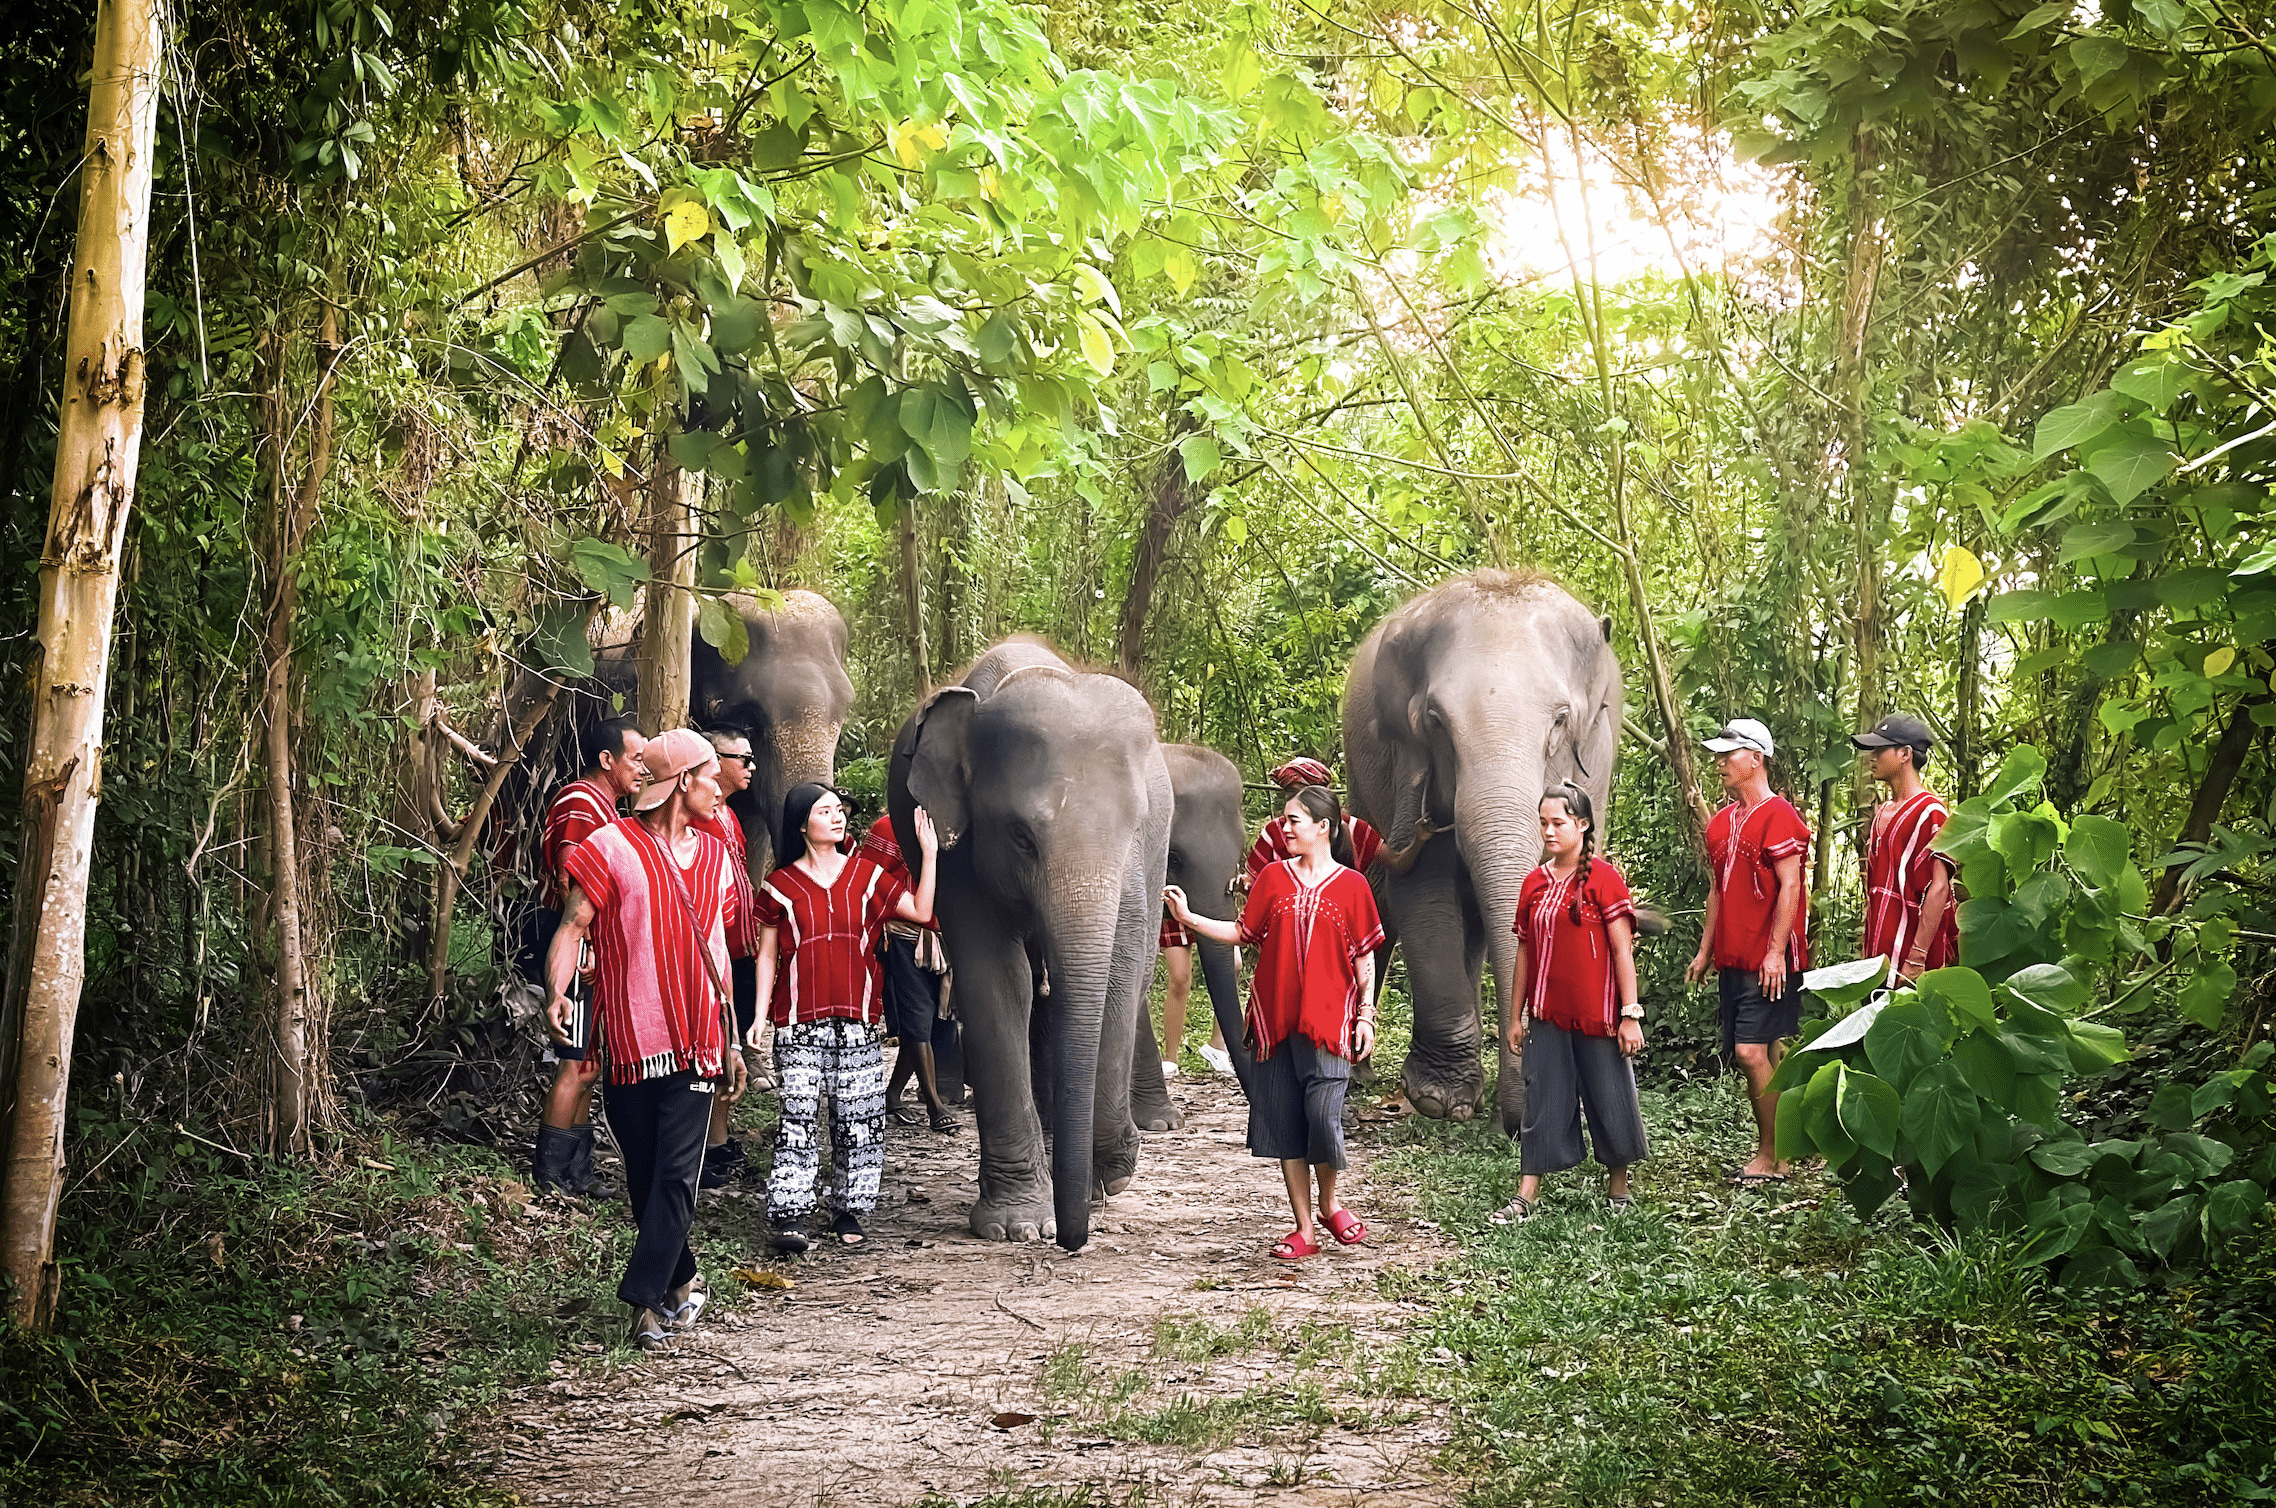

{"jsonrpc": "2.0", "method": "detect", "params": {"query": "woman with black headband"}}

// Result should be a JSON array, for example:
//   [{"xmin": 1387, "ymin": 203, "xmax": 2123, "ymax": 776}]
[{"xmin": 1490, "ymin": 782, "xmax": 1650, "ymax": 1225}]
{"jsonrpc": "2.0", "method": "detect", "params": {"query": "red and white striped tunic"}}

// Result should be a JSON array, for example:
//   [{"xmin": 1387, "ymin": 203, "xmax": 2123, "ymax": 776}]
[
  {"xmin": 692, "ymin": 809, "xmax": 756, "ymax": 959},
  {"xmin": 543, "ymin": 777, "xmax": 619, "ymax": 908},
  {"xmin": 1862, "ymin": 790, "xmax": 1958, "ymax": 983},
  {"xmin": 1236, "ymin": 862, "xmax": 1385, "ymax": 1061},
  {"xmin": 563, "ymin": 818, "xmax": 738, "ymax": 1085},
  {"xmin": 1513, "ymin": 860, "xmax": 1638, "ymax": 1037},
  {"xmin": 753, "ymin": 854, "xmax": 908, "ymax": 1027}
]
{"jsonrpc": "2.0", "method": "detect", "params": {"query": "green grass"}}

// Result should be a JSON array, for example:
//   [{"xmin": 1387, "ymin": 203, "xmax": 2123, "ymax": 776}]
[{"xmin": 1371, "ymin": 1078, "xmax": 2276, "ymax": 1507}]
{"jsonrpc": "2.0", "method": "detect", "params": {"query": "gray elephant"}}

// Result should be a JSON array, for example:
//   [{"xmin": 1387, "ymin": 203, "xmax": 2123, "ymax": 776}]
[
  {"xmin": 690, "ymin": 589, "xmax": 854, "ymax": 874},
  {"xmin": 1131, "ymin": 744, "xmax": 1256, "ymax": 1113},
  {"xmin": 1343, "ymin": 570, "xmax": 1621, "ymax": 1132},
  {"xmin": 888, "ymin": 640, "xmax": 1173, "ymax": 1250}
]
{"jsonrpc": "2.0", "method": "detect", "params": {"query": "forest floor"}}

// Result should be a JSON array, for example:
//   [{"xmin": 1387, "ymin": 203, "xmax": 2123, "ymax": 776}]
[{"xmin": 479, "ymin": 1073, "xmax": 1462, "ymax": 1507}]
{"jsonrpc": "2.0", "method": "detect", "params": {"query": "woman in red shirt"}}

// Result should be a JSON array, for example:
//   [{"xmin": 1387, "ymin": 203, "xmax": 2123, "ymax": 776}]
[
  {"xmin": 1167, "ymin": 785, "xmax": 1384, "ymax": 1261},
  {"xmin": 1490, "ymin": 784, "xmax": 1649, "ymax": 1225},
  {"xmin": 753, "ymin": 784, "xmax": 937, "ymax": 1252}
]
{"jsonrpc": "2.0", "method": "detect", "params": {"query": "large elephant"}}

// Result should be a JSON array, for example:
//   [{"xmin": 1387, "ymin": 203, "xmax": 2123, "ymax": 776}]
[
  {"xmin": 690, "ymin": 589, "xmax": 854, "ymax": 874},
  {"xmin": 1132, "ymin": 744, "xmax": 1256, "ymax": 1110},
  {"xmin": 1343, "ymin": 570, "xmax": 1621, "ymax": 1133},
  {"xmin": 888, "ymin": 639, "xmax": 1172, "ymax": 1251},
  {"xmin": 588, "ymin": 590, "xmax": 854, "ymax": 874}
]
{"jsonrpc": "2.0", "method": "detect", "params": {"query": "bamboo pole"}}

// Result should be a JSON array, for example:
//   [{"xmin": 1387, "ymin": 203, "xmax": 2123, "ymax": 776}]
[
  {"xmin": 0, "ymin": 0, "xmax": 163, "ymax": 1330},
  {"xmin": 638, "ymin": 440, "xmax": 694, "ymax": 734}
]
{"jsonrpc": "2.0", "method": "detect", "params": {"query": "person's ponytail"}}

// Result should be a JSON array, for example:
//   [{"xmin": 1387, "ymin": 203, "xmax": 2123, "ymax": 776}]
[{"xmin": 1555, "ymin": 781, "xmax": 1598, "ymax": 924}]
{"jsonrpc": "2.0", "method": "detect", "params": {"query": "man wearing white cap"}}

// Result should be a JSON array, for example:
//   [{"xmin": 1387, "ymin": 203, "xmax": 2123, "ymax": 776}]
[
  {"xmin": 545, "ymin": 728, "xmax": 747, "ymax": 1348},
  {"xmin": 1684, "ymin": 718, "xmax": 1812, "ymax": 1185}
]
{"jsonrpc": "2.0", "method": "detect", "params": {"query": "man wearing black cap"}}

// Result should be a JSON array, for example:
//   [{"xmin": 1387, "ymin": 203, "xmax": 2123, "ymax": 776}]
[{"xmin": 1852, "ymin": 714, "xmax": 1957, "ymax": 988}]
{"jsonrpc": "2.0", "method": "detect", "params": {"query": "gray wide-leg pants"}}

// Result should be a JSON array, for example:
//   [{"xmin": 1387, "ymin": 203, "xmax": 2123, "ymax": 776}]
[{"xmin": 1519, "ymin": 1017, "xmax": 1649, "ymax": 1177}]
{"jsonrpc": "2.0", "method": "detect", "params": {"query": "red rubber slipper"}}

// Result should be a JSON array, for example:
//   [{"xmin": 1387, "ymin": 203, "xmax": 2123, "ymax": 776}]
[
  {"xmin": 1323, "ymin": 1207, "xmax": 1367, "ymax": 1245},
  {"xmin": 1271, "ymin": 1229, "xmax": 1321, "ymax": 1261}
]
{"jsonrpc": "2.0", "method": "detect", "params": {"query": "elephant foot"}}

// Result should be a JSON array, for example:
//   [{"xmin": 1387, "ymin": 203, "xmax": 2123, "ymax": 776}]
[
  {"xmin": 1403, "ymin": 1062, "xmax": 1485, "ymax": 1122},
  {"xmin": 1133, "ymin": 1100, "xmax": 1183, "ymax": 1133},
  {"xmin": 970, "ymin": 1190, "xmax": 1058, "ymax": 1244},
  {"xmin": 1094, "ymin": 1127, "xmax": 1139, "ymax": 1199}
]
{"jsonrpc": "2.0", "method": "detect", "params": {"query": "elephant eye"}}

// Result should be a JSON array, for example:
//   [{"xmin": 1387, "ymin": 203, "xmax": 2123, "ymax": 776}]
[{"xmin": 1009, "ymin": 824, "xmax": 1038, "ymax": 857}]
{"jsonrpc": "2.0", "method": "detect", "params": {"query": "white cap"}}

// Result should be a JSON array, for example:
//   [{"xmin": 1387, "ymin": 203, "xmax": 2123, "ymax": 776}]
[{"xmin": 1702, "ymin": 718, "xmax": 1775, "ymax": 759}]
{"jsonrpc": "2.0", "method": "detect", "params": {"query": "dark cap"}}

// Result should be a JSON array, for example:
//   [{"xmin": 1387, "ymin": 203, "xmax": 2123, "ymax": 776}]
[{"xmin": 1851, "ymin": 714, "xmax": 1934, "ymax": 753}]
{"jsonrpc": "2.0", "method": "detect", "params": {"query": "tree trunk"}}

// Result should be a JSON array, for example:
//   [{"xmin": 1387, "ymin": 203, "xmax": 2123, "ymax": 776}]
[
  {"xmin": 1835, "ymin": 141, "xmax": 1885, "ymax": 860},
  {"xmin": 1117, "ymin": 410, "xmax": 1200, "ymax": 680},
  {"xmin": 638, "ymin": 441, "xmax": 694, "ymax": 735},
  {"xmin": 426, "ymin": 667, "xmax": 569, "ymax": 1007},
  {"xmin": 2151, "ymin": 693, "xmax": 2269, "ymax": 915},
  {"xmin": 259, "ymin": 300, "xmax": 342, "ymax": 1158},
  {"xmin": 0, "ymin": 0, "xmax": 162, "ymax": 1330},
  {"xmin": 897, "ymin": 501, "xmax": 931, "ymax": 699},
  {"xmin": 1955, "ymin": 593, "xmax": 1984, "ymax": 800}
]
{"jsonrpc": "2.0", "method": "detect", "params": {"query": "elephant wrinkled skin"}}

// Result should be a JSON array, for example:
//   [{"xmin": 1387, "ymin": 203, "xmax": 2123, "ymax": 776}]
[
  {"xmin": 889, "ymin": 641, "xmax": 1172, "ymax": 1251},
  {"xmin": 1343, "ymin": 571, "xmax": 1621, "ymax": 1134},
  {"xmin": 1137, "ymin": 744, "xmax": 1255, "ymax": 1108}
]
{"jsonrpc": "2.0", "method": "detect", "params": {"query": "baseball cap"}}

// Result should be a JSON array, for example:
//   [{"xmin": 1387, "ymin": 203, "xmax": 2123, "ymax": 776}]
[
  {"xmin": 633, "ymin": 727, "xmax": 717, "ymax": 810},
  {"xmin": 1852, "ymin": 714, "xmax": 1935, "ymax": 753},
  {"xmin": 1702, "ymin": 718, "xmax": 1775, "ymax": 759},
  {"xmin": 1269, "ymin": 758, "xmax": 1334, "ymax": 789}
]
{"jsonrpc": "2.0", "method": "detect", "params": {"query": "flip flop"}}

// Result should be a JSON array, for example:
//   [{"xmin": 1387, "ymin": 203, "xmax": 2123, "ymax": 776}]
[
  {"xmin": 665, "ymin": 1287, "xmax": 708, "ymax": 1330},
  {"xmin": 928, "ymin": 1108, "xmax": 959, "ymax": 1133},
  {"xmin": 631, "ymin": 1319, "xmax": 672, "ymax": 1352},
  {"xmin": 1271, "ymin": 1229, "xmax": 1321, "ymax": 1261},
  {"xmin": 1488, "ymin": 1195, "xmax": 1534, "ymax": 1226},
  {"xmin": 891, "ymin": 1105, "xmax": 925, "ymax": 1127},
  {"xmin": 1323, "ymin": 1207, "xmax": 1367, "ymax": 1245},
  {"xmin": 830, "ymin": 1211, "xmax": 866, "ymax": 1246},
  {"xmin": 1607, "ymin": 1194, "xmax": 1634, "ymax": 1215}
]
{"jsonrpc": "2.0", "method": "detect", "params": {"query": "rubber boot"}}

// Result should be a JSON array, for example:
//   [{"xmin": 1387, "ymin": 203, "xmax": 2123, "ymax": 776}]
[
  {"xmin": 569, "ymin": 1122, "xmax": 619, "ymax": 1200},
  {"xmin": 533, "ymin": 1123, "xmax": 579, "ymax": 1195}
]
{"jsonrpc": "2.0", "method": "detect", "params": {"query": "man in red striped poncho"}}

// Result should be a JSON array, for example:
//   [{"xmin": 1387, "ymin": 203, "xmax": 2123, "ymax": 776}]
[
  {"xmin": 546, "ymin": 728, "xmax": 747, "ymax": 1350},
  {"xmin": 1852, "ymin": 714, "xmax": 1958, "ymax": 988}
]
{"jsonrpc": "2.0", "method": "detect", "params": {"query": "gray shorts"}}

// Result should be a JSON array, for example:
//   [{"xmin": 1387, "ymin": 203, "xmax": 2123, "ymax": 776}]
[{"xmin": 1246, "ymin": 1036, "xmax": 1351, "ymax": 1168}]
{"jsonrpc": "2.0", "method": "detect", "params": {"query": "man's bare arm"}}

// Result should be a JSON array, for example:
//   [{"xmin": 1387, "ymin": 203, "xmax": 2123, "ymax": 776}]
[{"xmin": 545, "ymin": 885, "xmax": 596, "ymax": 1044}]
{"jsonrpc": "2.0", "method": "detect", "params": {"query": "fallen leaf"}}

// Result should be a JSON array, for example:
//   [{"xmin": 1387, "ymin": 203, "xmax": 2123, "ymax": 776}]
[
  {"xmin": 732, "ymin": 1266, "xmax": 795, "ymax": 1290},
  {"xmin": 991, "ymin": 1412, "xmax": 1036, "ymax": 1430}
]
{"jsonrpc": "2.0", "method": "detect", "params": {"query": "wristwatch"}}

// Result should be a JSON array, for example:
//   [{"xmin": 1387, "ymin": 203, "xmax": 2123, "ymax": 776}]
[{"xmin": 1618, "ymin": 1002, "xmax": 1644, "ymax": 1021}]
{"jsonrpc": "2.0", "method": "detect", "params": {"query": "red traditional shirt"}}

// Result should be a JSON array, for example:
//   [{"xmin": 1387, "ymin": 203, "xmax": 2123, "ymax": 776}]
[
  {"xmin": 542, "ymin": 777, "xmax": 619, "ymax": 909},
  {"xmin": 1236, "ymin": 861, "xmax": 1385, "ymax": 1061},
  {"xmin": 1513, "ymin": 860, "xmax": 1638, "ymax": 1038},
  {"xmin": 857, "ymin": 815, "xmax": 937, "ymax": 933},
  {"xmin": 1862, "ymin": 790, "xmax": 1958, "ymax": 981},
  {"xmin": 562, "ymin": 818, "xmax": 738, "ymax": 1085},
  {"xmin": 752, "ymin": 853, "xmax": 907, "ymax": 1026},
  {"xmin": 692, "ymin": 808, "xmax": 756, "ymax": 959},
  {"xmin": 1706, "ymin": 796, "xmax": 1812, "ymax": 972},
  {"xmin": 1246, "ymin": 815, "xmax": 1384, "ymax": 879}
]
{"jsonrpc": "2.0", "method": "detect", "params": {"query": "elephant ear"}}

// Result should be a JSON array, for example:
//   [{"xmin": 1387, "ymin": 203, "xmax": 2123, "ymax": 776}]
[
  {"xmin": 907, "ymin": 686, "xmax": 979, "ymax": 848},
  {"xmin": 1381, "ymin": 690, "xmax": 1441, "ymax": 850}
]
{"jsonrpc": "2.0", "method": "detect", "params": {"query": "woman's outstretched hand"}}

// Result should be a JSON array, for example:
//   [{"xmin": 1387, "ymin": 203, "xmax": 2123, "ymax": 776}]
[
  {"xmin": 912, "ymin": 805, "xmax": 939, "ymax": 853},
  {"xmin": 1162, "ymin": 884, "xmax": 1191, "ymax": 924}
]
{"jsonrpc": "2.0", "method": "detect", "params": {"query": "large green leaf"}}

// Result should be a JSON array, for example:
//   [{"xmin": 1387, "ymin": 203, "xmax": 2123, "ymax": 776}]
[
  {"xmin": 2029, "ymin": 1136, "xmax": 2100, "ymax": 1176},
  {"xmin": 1803, "ymin": 1062, "xmax": 1857, "ymax": 1168},
  {"xmin": 2058, "ymin": 519, "xmax": 2140, "ymax": 563},
  {"xmin": 2003, "ymin": 962, "xmax": 2088, "ymax": 1013},
  {"xmin": 1900, "ymin": 1061, "xmax": 1981, "ymax": 1178},
  {"xmin": 1773, "ymin": 1084, "xmax": 1810, "ymax": 1162},
  {"xmin": 2203, "ymin": 1179, "xmax": 2269, "ymax": 1238},
  {"xmin": 1800, "ymin": 956, "xmax": 1887, "ymax": 1016},
  {"xmin": 2064, "ymin": 1019, "xmax": 2131, "ymax": 1072},
  {"xmin": 621, "ymin": 312, "xmax": 672, "ymax": 363},
  {"xmin": 1864, "ymin": 996, "xmax": 1948, "ymax": 1093},
  {"xmin": 2033, "ymin": 395, "xmax": 2124, "ymax": 458},
  {"xmin": 2177, "ymin": 959, "xmax": 2237, "ymax": 1028},
  {"xmin": 2021, "ymin": 1198, "xmax": 2092, "ymax": 1265},
  {"xmin": 1982, "ymin": 745, "xmax": 2047, "ymax": 804},
  {"xmin": 2085, "ymin": 430, "xmax": 2176, "ymax": 507},
  {"xmin": 529, "ymin": 603, "xmax": 595, "ymax": 677},
  {"xmin": 2064, "ymin": 815, "xmax": 2132, "ymax": 887},
  {"xmin": 1915, "ymin": 968, "xmax": 1996, "ymax": 1031},
  {"xmin": 696, "ymin": 595, "xmax": 750, "ymax": 666},
  {"xmin": 1836, "ymin": 1068, "xmax": 1902, "ymax": 1157},
  {"xmin": 2110, "ymin": 355, "xmax": 2191, "ymax": 413},
  {"xmin": 1950, "ymin": 1029, "xmax": 2018, "ymax": 1106}
]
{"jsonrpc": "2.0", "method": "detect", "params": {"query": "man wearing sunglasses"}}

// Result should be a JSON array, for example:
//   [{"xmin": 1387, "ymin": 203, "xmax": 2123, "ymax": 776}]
[{"xmin": 694, "ymin": 730, "xmax": 762, "ymax": 1186}]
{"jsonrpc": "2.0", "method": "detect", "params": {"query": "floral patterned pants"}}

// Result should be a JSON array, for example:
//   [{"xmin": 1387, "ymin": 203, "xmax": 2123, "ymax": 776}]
[{"xmin": 766, "ymin": 1018, "xmax": 888, "ymax": 1224}]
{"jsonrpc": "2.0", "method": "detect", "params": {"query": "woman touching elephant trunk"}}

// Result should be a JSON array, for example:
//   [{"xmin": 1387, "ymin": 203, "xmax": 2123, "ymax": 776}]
[{"xmin": 1167, "ymin": 785, "xmax": 1385, "ymax": 1261}]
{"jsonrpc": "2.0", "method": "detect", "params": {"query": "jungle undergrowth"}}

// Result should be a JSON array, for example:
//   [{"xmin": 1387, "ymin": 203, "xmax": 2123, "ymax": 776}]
[
  {"xmin": 0, "ymin": 1092, "xmax": 785, "ymax": 1508},
  {"xmin": 1371, "ymin": 1078, "xmax": 2276, "ymax": 1507}
]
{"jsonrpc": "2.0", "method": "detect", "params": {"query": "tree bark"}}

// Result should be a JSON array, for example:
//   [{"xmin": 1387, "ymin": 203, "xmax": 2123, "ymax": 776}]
[
  {"xmin": 1116, "ymin": 410, "xmax": 1200, "ymax": 680},
  {"xmin": 897, "ymin": 501, "xmax": 931, "ymax": 699},
  {"xmin": 426, "ymin": 667, "xmax": 568, "ymax": 1007},
  {"xmin": 258, "ymin": 300, "xmax": 342, "ymax": 1158},
  {"xmin": 0, "ymin": 0, "xmax": 162, "ymax": 1330},
  {"xmin": 2151, "ymin": 693, "xmax": 2268, "ymax": 915},
  {"xmin": 637, "ymin": 441, "xmax": 694, "ymax": 734},
  {"xmin": 1835, "ymin": 142, "xmax": 1886, "ymax": 856}
]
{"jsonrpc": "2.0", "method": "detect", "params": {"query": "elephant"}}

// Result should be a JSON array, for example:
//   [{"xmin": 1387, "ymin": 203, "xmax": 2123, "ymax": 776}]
[
  {"xmin": 586, "ymin": 589, "xmax": 854, "ymax": 876},
  {"xmin": 888, "ymin": 639, "xmax": 1173, "ymax": 1251},
  {"xmin": 1131, "ymin": 744, "xmax": 1257, "ymax": 1112},
  {"xmin": 689, "ymin": 589, "xmax": 855, "ymax": 875},
  {"xmin": 1343, "ymin": 569, "xmax": 1621, "ymax": 1134}
]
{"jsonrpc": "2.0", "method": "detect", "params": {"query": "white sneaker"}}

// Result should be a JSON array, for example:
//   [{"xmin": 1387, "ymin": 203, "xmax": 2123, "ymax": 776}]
[
  {"xmin": 1198, "ymin": 1044, "xmax": 1233, "ymax": 1075},
  {"xmin": 1160, "ymin": 1059, "xmax": 1180, "ymax": 1079}
]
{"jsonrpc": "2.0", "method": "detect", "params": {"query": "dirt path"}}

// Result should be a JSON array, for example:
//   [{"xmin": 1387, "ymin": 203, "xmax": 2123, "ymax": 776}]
[{"xmin": 484, "ymin": 1075, "xmax": 1459, "ymax": 1506}]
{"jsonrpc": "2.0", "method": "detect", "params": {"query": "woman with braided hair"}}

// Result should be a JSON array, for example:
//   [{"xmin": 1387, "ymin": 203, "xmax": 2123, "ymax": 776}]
[{"xmin": 1490, "ymin": 783, "xmax": 1650, "ymax": 1225}]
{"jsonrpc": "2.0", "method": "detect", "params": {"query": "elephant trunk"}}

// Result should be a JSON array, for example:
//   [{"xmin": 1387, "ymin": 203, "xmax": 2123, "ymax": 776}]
[
  {"xmin": 1041, "ymin": 878, "xmax": 1119, "ymax": 1252},
  {"xmin": 1454, "ymin": 768, "xmax": 1546, "ymax": 1107}
]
